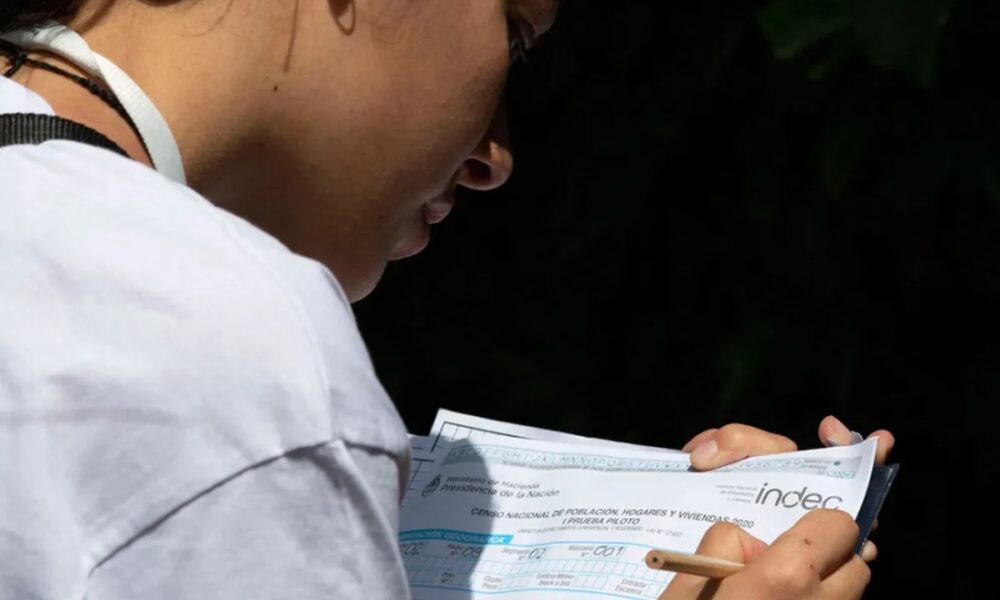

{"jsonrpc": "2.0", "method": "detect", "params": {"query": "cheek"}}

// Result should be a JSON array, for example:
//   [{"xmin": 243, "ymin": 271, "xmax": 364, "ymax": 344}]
[
  {"xmin": 377, "ymin": 6, "xmax": 511, "ymax": 175},
  {"xmin": 267, "ymin": 1, "xmax": 511, "ymax": 293},
  {"xmin": 341, "ymin": 35, "xmax": 509, "ymax": 256}
]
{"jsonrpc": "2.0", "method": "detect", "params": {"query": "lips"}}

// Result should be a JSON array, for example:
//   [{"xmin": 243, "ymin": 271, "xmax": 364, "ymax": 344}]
[
  {"xmin": 423, "ymin": 194, "xmax": 455, "ymax": 225},
  {"xmin": 388, "ymin": 194, "xmax": 456, "ymax": 261},
  {"xmin": 389, "ymin": 224, "xmax": 431, "ymax": 261}
]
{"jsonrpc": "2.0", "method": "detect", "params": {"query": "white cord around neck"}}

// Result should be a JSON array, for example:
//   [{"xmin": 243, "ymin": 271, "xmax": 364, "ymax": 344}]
[{"xmin": 1, "ymin": 22, "xmax": 187, "ymax": 185}]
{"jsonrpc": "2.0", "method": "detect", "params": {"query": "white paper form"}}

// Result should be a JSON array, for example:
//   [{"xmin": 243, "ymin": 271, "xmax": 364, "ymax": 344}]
[
  {"xmin": 406, "ymin": 410, "xmax": 682, "ymax": 504},
  {"xmin": 407, "ymin": 435, "xmax": 437, "ymax": 503},
  {"xmin": 400, "ymin": 437, "xmax": 877, "ymax": 600},
  {"xmin": 428, "ymin": 409, "xmax": 684, "ymax": 455}
]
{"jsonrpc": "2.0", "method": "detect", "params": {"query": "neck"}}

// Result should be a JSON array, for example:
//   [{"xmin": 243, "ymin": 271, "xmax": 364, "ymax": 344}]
[
  {"xmin": 8, "ymin": 1, "xmax": 300, "ymax": 194},
  {"xmin": 76, "ymin": 1, "xmax": 295, "ymax": 189}
]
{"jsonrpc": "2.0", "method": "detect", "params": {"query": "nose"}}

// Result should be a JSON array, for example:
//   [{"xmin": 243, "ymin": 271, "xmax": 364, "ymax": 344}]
[{"xmin": 455, "ymin": 101, "xmax": 514, "ymax": 192}]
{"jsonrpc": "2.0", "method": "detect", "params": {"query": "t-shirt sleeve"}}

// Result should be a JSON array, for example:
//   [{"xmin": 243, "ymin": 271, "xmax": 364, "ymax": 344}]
[{"xmin": 86, "ymin": 441, "xmax": 410, "ymax": 600}]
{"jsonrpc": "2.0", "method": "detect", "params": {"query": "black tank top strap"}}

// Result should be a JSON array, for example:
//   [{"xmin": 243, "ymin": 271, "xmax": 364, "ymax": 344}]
[{"xmin": 0, "ymin": 112, "xmax": 129, "ymax": 156}]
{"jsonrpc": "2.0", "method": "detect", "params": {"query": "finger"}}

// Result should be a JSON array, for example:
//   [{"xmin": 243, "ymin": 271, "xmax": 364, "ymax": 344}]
[
  {"xmin": 818, "ymin": 415, "xmax": 855, "ymax": 447},
  {"xmin": 818, "ymin": 555, "xmax": 871, "ymax": 600},
  {"xmin": 860, "ymin": 541, "xmax": 878, "ymax": 563},
  {"xmin": 689, "ymin": 424, "xmax": 797, "ymax": 471},
  {"xmin": 658, "ymin": 522, "xmax": 768, "ymax": 600},
  {"xmin": 758, "ymin": 510, "xmax": 860, "ymax": 579},
  {"xmin": 867, "ymin": 430, "xmax": 895, "ymax": 465},
  {"xmin": 681, "ymin": 428, "xmax": 719, "ymax": 453}
]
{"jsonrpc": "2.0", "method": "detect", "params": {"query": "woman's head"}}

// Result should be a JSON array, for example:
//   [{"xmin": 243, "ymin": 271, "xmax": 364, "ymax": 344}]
[{"xmin": 5, "ymin": 0, "xmax": 558, "ymax": 300}]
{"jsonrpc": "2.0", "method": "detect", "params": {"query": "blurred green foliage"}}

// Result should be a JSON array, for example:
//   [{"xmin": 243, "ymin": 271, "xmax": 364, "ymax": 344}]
[
  {"xmin": 759, "ymin": 0, "xmax": 956, "ymax": 84},
  {"xmin": 357, "ymin": 2, "xmax": 997, "ymax": 596}
]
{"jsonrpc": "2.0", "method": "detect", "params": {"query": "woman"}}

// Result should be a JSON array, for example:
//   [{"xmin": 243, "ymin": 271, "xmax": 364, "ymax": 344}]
[{"xmin": 0, "ymin": 1, "xmax": 893, "ymax": 598}]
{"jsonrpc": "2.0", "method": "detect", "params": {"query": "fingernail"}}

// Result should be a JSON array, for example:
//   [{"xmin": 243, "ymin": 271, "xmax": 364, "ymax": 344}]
[
  {"xmin": 861, "ymin": 540, "xmax": 878, "ymax": 562},
  {"xmin": 828, "ymin": 431, "xmax": 865, "ymax": 447},
  {"xmin": 690, "ymin": 439, "xmax": 719, "ymax": 464},
  {"xmin": 824, "ymin": 416, "xmax": 852, "ymax": 446}
]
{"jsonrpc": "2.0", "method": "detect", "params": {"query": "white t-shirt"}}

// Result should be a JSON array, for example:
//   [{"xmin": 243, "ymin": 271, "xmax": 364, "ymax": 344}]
[{"xmin": 0, "ymin": 76, "xmax": 411, "ymax": 599}]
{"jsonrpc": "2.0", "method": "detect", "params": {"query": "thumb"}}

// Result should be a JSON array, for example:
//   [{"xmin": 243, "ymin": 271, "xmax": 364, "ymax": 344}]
[{"xmin": 658, "ymin": 523, "xmax": 768, "ymax": 600}]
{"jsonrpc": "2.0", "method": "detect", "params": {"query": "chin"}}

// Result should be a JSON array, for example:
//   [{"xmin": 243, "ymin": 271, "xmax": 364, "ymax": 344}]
[
  {"xmin": 325, "ymin": 227, "xmax": 427, "ymax": 303},
  {"xmin": 311, "ymin": 253, "xmax": 387, "ymax": 303},
  {"xmin": 344, "ymin": 262, "xmax": 388, "ymax": 303}
]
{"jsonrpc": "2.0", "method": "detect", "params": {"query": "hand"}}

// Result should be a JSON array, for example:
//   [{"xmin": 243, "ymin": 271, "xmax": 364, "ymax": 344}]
[
  {"xmin": 658, "ymin": 510, "xmax": 871, "ymax": 600},
  {"xmin": 681, "ymin": 416, "xmax": 894, "ymax": 559},
  {"xmin": 681, "ymin": 417, "xmax": 895, "ymax": 471}
]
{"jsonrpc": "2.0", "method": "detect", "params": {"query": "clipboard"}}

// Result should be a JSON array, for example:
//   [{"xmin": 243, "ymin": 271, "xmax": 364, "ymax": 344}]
[{"xmin": 854, "ymin": 462, "xmax": 900, "ymax": 554}]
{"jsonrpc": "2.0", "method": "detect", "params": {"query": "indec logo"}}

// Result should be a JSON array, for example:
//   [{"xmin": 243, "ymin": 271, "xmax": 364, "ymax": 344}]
[{"xmin": 754, "ymin": 483, "xmax": 843, "ymax": 510}]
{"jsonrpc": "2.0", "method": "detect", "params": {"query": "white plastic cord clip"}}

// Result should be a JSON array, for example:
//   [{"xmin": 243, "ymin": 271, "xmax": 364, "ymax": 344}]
[{"xmin": 0, "ymin": 22, "xmax": 187, "ymax": 185}]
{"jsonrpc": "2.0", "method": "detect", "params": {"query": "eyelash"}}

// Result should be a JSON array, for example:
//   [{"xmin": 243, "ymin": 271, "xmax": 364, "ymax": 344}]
[{"xmin": 507, "ymin": 18, "xmax": 533, "ymax": 65}]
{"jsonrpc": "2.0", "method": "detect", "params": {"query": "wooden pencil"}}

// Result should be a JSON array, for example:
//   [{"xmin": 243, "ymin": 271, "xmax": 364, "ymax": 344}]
[{"xmin": 645, "ymin": 549, "xmax": 744, "ymax": 579}]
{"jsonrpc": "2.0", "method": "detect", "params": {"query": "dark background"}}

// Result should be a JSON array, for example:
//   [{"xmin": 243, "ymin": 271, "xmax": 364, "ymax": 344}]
[{"xmin": 357, "ymin": 1, "xmax": 999, "ymax": 597}]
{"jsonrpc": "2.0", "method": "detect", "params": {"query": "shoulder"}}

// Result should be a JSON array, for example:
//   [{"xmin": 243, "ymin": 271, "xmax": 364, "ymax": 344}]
[
  {"xmin": 1, "ymin": 142, "xmax": 336, "ymax": 441},
  {"xmin": 0, "ymin": 142, "xmax": 408, "ymax": 583}
]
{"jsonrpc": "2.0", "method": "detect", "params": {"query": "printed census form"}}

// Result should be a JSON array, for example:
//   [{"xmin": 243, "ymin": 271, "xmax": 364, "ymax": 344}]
[
  {"xmin": 405, "ymin": 410, "xmax": 683, "ymax": 504},
  {"xmin": 400, "ymin": 429, "xmax": 877, "ymax": 600}
]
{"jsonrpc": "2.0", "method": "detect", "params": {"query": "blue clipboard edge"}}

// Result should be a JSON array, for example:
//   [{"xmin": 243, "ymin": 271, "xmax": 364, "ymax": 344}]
[{"xmin": 854, "ymin": 463, "xmax": 900, "ymax": 554}]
